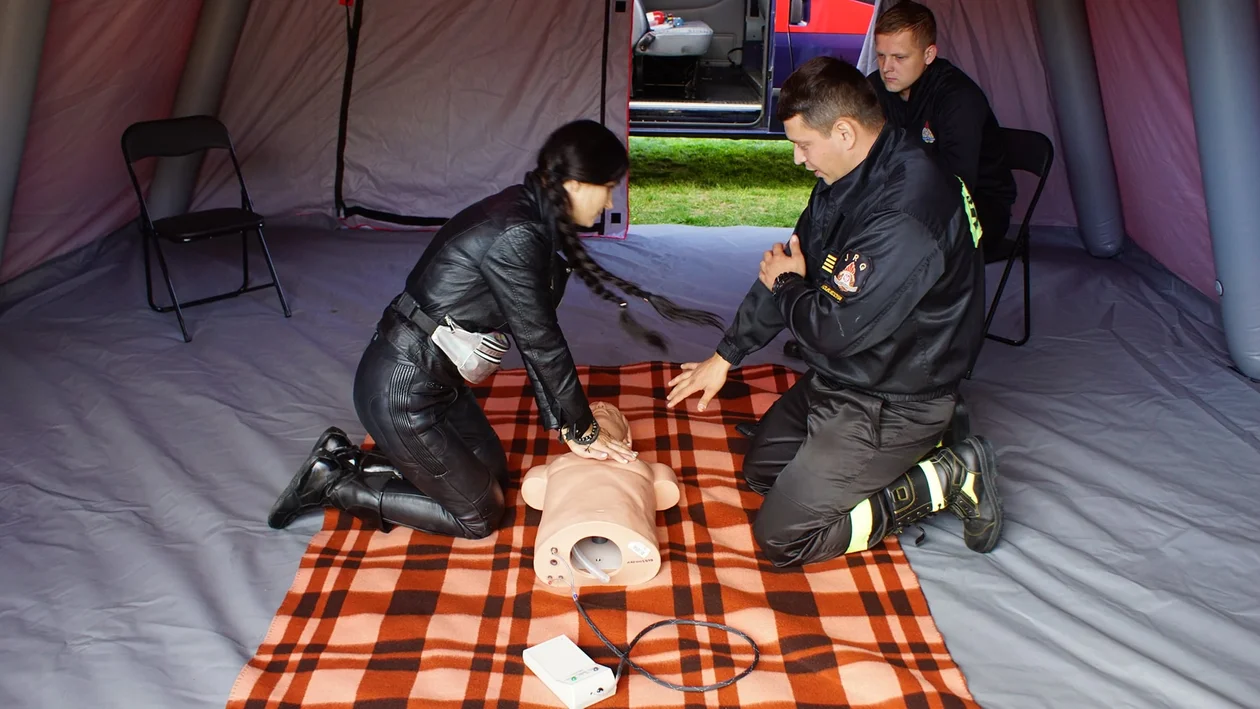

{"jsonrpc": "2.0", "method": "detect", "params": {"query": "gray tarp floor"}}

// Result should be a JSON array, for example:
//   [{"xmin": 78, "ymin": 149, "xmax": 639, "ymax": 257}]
[{"xmin": 2, "ymin": 223, "xmax": 1258, "ymax": 709}]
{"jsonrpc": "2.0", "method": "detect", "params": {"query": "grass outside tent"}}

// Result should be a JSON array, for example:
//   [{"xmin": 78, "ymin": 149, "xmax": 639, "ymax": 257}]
[{"xmin": 627, "ymin": 137, "xmax": 817, "ymax": 227}]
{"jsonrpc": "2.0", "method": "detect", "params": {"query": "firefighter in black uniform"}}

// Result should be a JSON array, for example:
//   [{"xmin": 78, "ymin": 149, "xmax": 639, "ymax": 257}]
[
  {"xmin": 869, "ymin": 0, "xmax": 1017, "ymax": 264},
  {"xmin": 667, "ymin": 56, "xmax": 1003, "ymax": 566},
  {"xmin": 782, "ymin": 3, "xmax": 1014, "ymax": 361}
]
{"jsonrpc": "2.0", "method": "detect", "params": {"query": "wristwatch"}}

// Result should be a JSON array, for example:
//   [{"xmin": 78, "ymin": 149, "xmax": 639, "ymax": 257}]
[{"xmin": 772, "ymin": 271, "xmax": 802, "ymax": 295}]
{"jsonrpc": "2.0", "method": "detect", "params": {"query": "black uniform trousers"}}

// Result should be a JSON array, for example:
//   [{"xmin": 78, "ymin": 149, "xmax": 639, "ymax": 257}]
[
  {"xmin": 742, "ymin": 370, "xmax": 956, "ymax": 567},
  {"xmin": 351, "ymin": 305, "xmax": 509, "ymax": 539}
]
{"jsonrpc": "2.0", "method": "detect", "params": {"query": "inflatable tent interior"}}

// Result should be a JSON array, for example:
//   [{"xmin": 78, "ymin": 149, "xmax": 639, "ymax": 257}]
[{"xmin": 1, "ymin": 0, "xmax": 1258, "ymax": 707}]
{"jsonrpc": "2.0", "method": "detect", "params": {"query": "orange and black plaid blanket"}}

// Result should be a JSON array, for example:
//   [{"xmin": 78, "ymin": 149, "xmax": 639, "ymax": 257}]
[{"xmin": 229, "ymin": 362, "xmax": 976, "ymax": 708}]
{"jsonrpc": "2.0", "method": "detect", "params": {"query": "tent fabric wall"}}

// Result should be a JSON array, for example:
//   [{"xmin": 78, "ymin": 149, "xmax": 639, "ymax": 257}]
[
  {"xmin": 0, "ymin": 1, "xmax": 202, "ymax": 284},
  {"xmin": 1086, "ymin": 0, "xmax": 1216, "ymax": 298},
  {"xmin": 920, "ymin": 0, "xmax": 1077, "ymax": 230},
  {"xmin": 192, "ymin": 0, "xmax": 631, "ymax": 236},
  {"xmin": 337, "ymin": 0, "xmax": 630, "ymax": 233},
  {"xmin": 188, "ymin": 0, "xmax": 347, "ymax": 225},
  {"xmin": 0, "ymin": 0, "xmax": 1246, "ymax": 306}
]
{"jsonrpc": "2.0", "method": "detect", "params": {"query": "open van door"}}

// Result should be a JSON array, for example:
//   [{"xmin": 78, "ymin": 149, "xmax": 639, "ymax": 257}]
[{"xmin": 629, "ymin": 0, "xmax": 874, "ymax": 138}]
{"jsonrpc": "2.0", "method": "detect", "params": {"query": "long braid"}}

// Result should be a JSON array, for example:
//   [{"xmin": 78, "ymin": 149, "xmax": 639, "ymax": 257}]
[
  {"xmin": 523, "ymin": 119, "xmax": 727, "ymax": 353},
  {"xmin": 528, "ymin": 170, "xmax": 671, "ymax": 352}
]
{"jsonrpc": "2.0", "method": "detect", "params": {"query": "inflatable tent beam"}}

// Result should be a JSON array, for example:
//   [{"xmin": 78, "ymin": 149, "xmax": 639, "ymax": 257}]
[
  {"xmin": 1032, "ymin": 0, "xmax": 1125, "ymax": 258},
  {"xmin": 1178, "ymin": 0, "xmax": 1260, "ymax": 380},
  {"xmin": 146, "ymin": 0, "xmax": 252, "ymax": 220},
  {"xmin": 0, "ymin": 0, "xmax": 53, "ymax": 275}
]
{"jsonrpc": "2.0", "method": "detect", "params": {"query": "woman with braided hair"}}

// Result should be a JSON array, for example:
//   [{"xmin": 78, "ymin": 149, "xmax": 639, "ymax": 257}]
[{"xmin": 267, "ymin": 119, "xmax": 724, "ymax": 539}]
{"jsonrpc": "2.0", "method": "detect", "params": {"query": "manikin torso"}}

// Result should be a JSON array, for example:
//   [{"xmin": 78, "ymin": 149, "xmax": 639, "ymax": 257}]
[{"xmin": 522, "ymin": 402, "xmax": 681, "ymax": 589}]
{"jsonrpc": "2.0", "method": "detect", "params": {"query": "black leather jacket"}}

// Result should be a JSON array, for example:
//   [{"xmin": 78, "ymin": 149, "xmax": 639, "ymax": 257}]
[
  {"xmin": 716, "ymin": 125, "xmax": 985, "ymax": 400},
  {"xmin": 397, "ymin": 183, "xmax": 591, "ymax": 434}
]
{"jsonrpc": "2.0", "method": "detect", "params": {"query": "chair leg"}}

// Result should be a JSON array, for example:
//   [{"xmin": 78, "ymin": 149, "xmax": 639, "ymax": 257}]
[
  {"xmin": 143, "ymin": 230, "xmax": 160, "ymax": 312},
  {"xmin": 1017, "ymin": 241, "xmax": 1032, "ymax": 345},
  {"xmin": 240, "ymin": 230, "xmax": 251, "ymax": 292},
  {"xmin": 985, "ymin": 231, "xmax": 1031, "ymax": 348},
  {"xmin": 255, "ymin": 228, "xmax": 292, "ymax": 318},
  {"xmin": 151, "ymin": 238, "xmax": 192, "ymax": 342}
]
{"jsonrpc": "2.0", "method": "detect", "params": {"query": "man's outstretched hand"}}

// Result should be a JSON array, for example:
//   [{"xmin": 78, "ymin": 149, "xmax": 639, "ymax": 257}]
[{"xmin": 666, "ymin": 354, "xmax": 732, "ymax": 412}]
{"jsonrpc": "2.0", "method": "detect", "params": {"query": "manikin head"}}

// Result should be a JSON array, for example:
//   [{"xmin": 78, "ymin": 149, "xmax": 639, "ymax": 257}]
[
  {"xmin": 776, "ymin": 56, "xmax": 886, "ymax": 186},
  {"xmin": 873, "ymin": 1, "xmax": 938, "ymax": 99}
]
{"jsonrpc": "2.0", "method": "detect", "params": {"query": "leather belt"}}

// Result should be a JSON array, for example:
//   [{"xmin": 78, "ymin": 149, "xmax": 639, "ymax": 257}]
[{"xmin": 391, "ymin": 291, "xmax": 440, "ymax": 336}]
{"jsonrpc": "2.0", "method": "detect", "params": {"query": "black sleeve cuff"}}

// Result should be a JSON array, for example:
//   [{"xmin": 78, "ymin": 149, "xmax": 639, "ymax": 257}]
[{"xmin": 716, "ymin": 337, "xmax": 746, "ymax": 367}]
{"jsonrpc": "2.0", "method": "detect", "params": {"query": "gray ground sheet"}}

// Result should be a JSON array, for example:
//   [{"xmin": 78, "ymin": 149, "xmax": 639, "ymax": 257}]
[{"xmin": 2, "ymin": 223, "xmax": 1257, "ymax": 709}]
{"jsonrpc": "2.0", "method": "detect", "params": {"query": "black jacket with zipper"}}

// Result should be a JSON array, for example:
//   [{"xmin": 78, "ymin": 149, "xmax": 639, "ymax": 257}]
[
  {"xmin": 399, "ymin": 182, "xmax": 590, "ymax": 434},
  {"xmin": 716, "ymin": 125, "xmax": 985, "ymax": 400},
  {"xmin": 868, "ymin": 58, "xmax": 1016, "ymax": 214}
]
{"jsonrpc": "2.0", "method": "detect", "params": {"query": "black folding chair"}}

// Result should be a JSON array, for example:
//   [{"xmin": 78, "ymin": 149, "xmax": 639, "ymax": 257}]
[
  {"xmin": 966, "ymin": 128, "xmax": 1053, "ymax": 378},
  {"xmin": 121, "ymin": 115, "xmax": 290, "ymax": 342}
]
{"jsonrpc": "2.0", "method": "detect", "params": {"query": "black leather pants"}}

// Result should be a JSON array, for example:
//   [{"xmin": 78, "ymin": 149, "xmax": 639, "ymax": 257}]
[{"xmin": 351, "ymin": 305, "xmax": 508, "ymax": 539}]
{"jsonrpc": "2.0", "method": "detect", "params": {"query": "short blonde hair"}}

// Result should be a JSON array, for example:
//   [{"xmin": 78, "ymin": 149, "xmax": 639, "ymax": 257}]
[{"xmin": 874, "ymin": 1, "xmax": 937, "ymax": 49}]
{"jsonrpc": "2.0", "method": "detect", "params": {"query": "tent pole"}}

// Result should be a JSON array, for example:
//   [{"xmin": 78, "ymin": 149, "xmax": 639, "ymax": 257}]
[
  {"xmin": 0, "ymin": 0, "xmax": 53, "ymax": 276},
  {"xmin": 147, "ymin": 0, "xmax": 253, "ymax": 221},
  {"xmin": 1032, "ymin": 0, "xmax": 1125, "ymax": 258},
  {"xmin": 1177, "ymin": 0, "xmax": 1260, "ymax": 380}
]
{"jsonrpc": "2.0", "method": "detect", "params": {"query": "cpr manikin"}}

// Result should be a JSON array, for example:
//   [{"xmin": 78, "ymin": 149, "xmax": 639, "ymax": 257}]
[{"xmin": 522, "ymin": 402, "xmax": 681, "ymax": 589}]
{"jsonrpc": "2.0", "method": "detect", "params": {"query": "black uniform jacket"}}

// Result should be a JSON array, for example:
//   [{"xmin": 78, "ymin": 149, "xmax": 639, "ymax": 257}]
[
  {"xmin": 868, "ymin": 58, "xmax": 1016, "ymax": 212},
  {"xmin": 400, "ymin": 182, "xmax": 590, "ymax": 434},
  {"xmin": 716, "ymin": 125, "xmax": 985, "ymax": 400}
]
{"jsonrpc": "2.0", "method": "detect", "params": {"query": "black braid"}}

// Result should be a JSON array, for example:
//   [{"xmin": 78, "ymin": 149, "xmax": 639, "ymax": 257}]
[
  {"xmin": 528, "ymin": 170, "xmax": 671, "ymax": 352},
  {"xmin": 528, "ymin": 171, "xmax": 728, "ymax": 352}
]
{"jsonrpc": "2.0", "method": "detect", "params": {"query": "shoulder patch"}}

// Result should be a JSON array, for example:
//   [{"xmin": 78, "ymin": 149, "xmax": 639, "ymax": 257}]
[{"xmin": 834, "ymin": 251, "xmax": 873, "ymax": 295}]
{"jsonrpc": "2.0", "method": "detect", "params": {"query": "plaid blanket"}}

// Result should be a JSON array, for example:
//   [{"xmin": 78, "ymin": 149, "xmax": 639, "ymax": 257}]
[{"xmin": 230, "ymin": 362, "xmax": 976, "ymax": 708}]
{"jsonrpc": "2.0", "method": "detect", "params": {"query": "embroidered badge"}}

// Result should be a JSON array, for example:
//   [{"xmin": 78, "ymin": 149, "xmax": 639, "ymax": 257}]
[
  {"xmin": 922, "ymin": 121, "xmax": 935, "ymax": 144},
  {"xmin": 834, "ymin": 251, "xmax": 872, "ymax": 294}
]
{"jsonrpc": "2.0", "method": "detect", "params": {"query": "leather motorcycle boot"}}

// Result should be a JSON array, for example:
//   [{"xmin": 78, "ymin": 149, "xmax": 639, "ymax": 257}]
[
  {"xmin": 267, "ymin": 450, "xmax": 353, "ymax": 529},
  {"xmin": 324, "ymin": 468, "xmax": 394, "ymax": 531},
  {"xmin": 313, "ymin": 426, "xmax": 354, "ymax": 455},
  {"xmin": 267, "ymin": 447, "xmax": 401, "ymax": 531},
  {"xmin": 879, "ymin": 435, "xmax": 1002, "ymax": 552}
]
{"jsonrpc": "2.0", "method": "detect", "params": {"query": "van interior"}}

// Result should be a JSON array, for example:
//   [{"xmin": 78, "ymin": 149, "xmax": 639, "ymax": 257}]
[{"xmin": 629, "ymin": 0, "xmax": 773, "ymax": 132}]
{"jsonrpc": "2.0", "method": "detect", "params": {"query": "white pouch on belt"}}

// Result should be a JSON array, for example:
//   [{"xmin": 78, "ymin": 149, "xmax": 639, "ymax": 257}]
[{"xmin": 429, "ymin": 316, "xmax": 510, "ymax": 384}]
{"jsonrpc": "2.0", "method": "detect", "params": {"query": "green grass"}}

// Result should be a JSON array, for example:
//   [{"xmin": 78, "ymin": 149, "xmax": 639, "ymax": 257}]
[{"xmin": 628, "ymin": 137, "xmax": 817, "ymax": 227}]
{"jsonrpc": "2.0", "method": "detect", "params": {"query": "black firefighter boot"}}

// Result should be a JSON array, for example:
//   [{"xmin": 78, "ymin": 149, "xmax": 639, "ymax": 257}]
[
  {"xmin": 267, "ymin": 432, "xmax": 402, "ymax": 530},
  {"xmin": 880, "ymin": 435, "xmax": 1003, "ymax": 552}
]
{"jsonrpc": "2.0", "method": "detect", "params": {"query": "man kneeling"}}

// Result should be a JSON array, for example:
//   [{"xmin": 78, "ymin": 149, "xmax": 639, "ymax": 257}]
[{"xmin": 666, "ymin": 57, "xmax": 1002, "ymax": 566}]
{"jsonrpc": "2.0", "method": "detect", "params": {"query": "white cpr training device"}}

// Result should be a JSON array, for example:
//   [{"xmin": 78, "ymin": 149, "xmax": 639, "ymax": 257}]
[{"xmin": 522, "ymin": 635, "xmax": 617, "ymax": 709}]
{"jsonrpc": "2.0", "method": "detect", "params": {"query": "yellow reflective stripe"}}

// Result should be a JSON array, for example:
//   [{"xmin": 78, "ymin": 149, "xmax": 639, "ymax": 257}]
[
  {"xmin": 844, "ymin": 498, "xmax": 875, "ymax": 554},
  {"xmin": 920, "ymin": 460, "xmax": 947, "ymax": 512},
  {"xmin": 958, "ymin": 177, "xmax": 983, "ymax": 247}
]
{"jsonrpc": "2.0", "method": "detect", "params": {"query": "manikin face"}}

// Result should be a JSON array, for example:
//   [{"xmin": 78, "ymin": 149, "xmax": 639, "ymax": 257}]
[
  {"xmin": 564, "ymin": 180, "xmax": 617, "ymax": 227},
  {"xmin": 784, "ymin": 115, "xmax": 863, "ymax": 185},
  {"xmin": 874, "ymin": 29, "xmax": 937, "ymax": 97}
]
